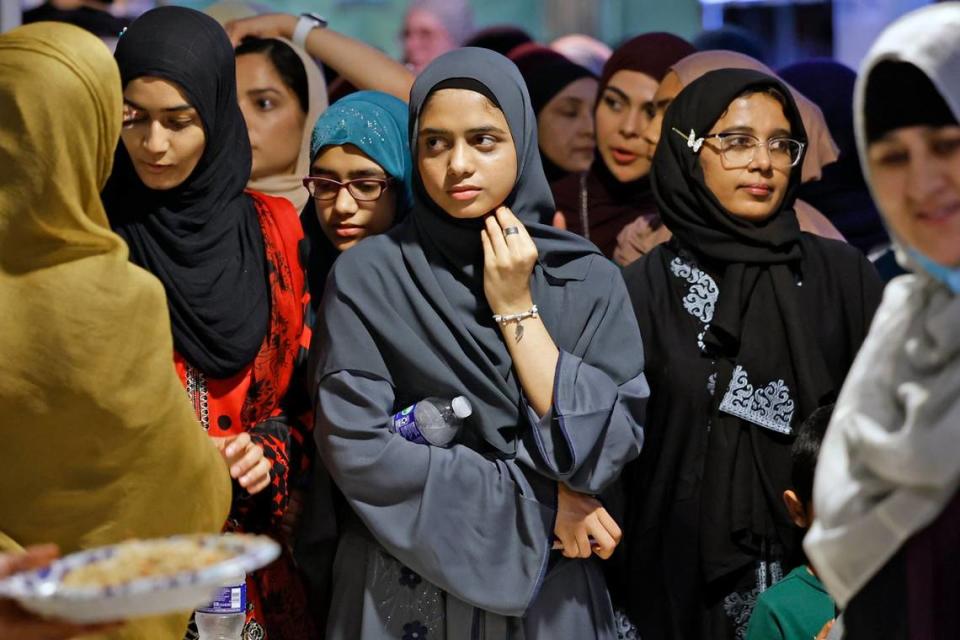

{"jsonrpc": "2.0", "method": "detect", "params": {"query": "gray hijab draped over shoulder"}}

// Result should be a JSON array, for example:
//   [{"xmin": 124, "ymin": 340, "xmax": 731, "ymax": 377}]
[
  {"xmin": 312, "ymin": 47, "xmax": 648, "ymax": 639},
  {"xmin": 804, "ymin": 3, "xmax": 960, "ymax": 608}
]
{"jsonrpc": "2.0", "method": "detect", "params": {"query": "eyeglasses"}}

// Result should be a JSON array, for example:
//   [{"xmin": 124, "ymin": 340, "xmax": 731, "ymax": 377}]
[
  {"xmin": 702, "ymin": 132, "xmax": 805, "ymax": 170},
  {"xmin": 302, "ymin": 176, "xmax": 391, "ymax": 202}
]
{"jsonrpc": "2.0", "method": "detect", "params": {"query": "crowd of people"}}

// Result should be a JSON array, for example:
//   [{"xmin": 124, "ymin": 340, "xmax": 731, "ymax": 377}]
[{"xmin": 0, "ymin": 1, "xmax": 957, "ymax": 639}]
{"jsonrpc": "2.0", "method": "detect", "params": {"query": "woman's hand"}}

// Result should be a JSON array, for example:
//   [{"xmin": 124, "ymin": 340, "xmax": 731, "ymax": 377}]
[
  {"xmin": 612, "ymin": 214, "xmax": 673, "ymax": 267},
  {"xmin": 224, "ymin": 13, "xmax": 297, "ymax": 47},
  {"xmin": 0, "ymin": 546, "xmax": 122, "ymax": 639},
  {"xmin": 213, "ymin": 434, "xmax": 271, "ymax": 495},
  {"xmin": 481, "ymin": 207, "xmax": 539, "ymax": 316},
  {"xmin": 482, "ymin": 206, "xmax": 558, "ymax": 414},
  {"xmin": 553, "ymin": 484, "xmax": 622, "ymax": 560}
]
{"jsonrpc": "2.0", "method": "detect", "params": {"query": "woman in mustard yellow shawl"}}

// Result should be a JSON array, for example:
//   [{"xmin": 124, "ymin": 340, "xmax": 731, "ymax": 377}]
[{"xmin": 0, "ymin": 23, "xmax": 231, "ymax": 639}]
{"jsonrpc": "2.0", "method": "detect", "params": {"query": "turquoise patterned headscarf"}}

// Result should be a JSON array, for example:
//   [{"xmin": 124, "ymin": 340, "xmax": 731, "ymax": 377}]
[{"xmin": 310, "ymin": 90, "xmax": 413, "ymax": 215}]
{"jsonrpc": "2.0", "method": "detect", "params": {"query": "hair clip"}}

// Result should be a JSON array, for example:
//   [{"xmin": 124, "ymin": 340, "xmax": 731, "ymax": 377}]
[{"xmin": 671, "ymin": 127, "xmax": 703, "ymax": 153}]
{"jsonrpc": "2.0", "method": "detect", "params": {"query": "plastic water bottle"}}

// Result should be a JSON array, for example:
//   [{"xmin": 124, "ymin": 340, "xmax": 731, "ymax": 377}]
[
  {"xmin": 195, "ymin": 573, "xmax": 246, "ymax": 640},
  {"xmin": 390, "ymin": 396, "xmax": 472, "ymax": 447}
]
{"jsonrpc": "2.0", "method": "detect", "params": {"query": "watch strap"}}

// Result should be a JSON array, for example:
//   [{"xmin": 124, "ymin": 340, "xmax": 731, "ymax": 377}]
[{"xmin": 293, "ymin": 13, "xmax": 326, "ymax": 48}]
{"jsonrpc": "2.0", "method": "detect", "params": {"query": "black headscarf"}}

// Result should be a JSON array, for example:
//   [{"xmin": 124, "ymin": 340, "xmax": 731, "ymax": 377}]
[
  {"xmin": 316, "ymin": 48, "xmax": 627, "ymax": 455},
  {"xmin": 652, "ymin": 68, "xmax": 835, "ymax": 578},
  {"xmin": 864, "ymin": 60, "xmax": 959, "ymax": 142},
  {"xmin": 103, "ymin": 6, "xmax": 268, "ymax": 379},
  {"xmin": 653, "ymin": 70, "xmax": 805, "ymax": 265}
]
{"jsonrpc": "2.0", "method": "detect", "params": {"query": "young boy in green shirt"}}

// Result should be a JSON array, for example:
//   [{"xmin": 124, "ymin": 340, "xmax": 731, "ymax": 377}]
[{"xmin": 745, "ymin": 406, "xmax": 836, "ymax": 640}]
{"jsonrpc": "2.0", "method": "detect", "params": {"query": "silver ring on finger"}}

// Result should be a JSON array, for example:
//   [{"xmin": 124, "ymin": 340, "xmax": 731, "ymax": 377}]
[{"xmin": 504, "ymin": 226, "xmax": 520, "ymax": 237}]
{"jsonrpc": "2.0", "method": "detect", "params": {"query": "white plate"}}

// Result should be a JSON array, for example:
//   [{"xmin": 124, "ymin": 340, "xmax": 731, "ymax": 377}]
[{"xmin": 0, "ymin": 534, "xmax": 280, "ymax": 624}]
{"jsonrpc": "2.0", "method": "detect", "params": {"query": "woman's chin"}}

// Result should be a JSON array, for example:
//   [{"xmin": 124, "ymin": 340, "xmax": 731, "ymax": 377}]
[
  {"xmin": 134, "ymin": 169, "xmax": 182, "ymax": 192},
  {"xmin": 440, "ymin": 199, "xmax": 493, "ymax": 220},
  {"xmin": 910, "ymin": 234, "xmax": 960, "ymax": 269},
  {"xmin": 325, "ymin": 234, "xmax": 362, "ymax": 252},
  {"xmin": 550, "ymin": 152, "xmax": 593, "ymax": 174},
  {"xmin": 606, "ymin": 159, "xmax": 651, "ymax": 183},
  {"xmin": 725, "ymin": 204, "xmax": 779, "ymax": 222}
]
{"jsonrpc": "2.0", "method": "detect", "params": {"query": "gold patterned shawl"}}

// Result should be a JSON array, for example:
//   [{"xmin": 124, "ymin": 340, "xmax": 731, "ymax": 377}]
[{"xmin": 0, "ymin": 23, "xmax": 231, "ymax": 638}]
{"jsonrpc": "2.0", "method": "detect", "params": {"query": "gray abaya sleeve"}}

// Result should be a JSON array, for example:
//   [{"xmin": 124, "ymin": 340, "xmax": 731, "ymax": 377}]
[
  {"xmin": 519, "ymin": 355, "xmax": 648, "ymax": 494},
  {"xmin": 315, "ymin": 370, "xmax": 557, "ymax": 617},
  {"xmin": 518, "ymin": 276, "xmax": 649, "ymax": 495}
]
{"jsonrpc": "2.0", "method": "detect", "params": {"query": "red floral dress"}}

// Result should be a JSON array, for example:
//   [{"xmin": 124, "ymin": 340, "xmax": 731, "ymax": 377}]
[{"xmin": 177, "ymin": 192, "xmax": 315, "ymax": 640}]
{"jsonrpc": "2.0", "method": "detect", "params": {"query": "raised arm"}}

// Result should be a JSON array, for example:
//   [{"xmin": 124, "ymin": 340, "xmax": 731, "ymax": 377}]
[
  {"xmin": 481, "ymin": 207, "xmax": 560, "ymax": 416},
  {"xmin": 225, "ymin": 13, "xmax": 414, "ymax": 101},
  {"xmin": 482, "ymin": 206, "xmax": 648, "ymax": 493}
]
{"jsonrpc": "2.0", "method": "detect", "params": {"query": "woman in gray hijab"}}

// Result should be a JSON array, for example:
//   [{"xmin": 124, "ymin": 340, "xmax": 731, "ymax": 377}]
[
  {"xmin": 804, "ymin": 4, "xmax": 960, "ymax": 638},
  {"xmin": 312, "ymin": 48, "xmax": 648, "ymax": 639}
]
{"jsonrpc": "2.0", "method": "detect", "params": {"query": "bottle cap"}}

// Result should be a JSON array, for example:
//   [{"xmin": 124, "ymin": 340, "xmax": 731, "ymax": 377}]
[{"xmin": 451, "ymin": 396, "xmax": 473, "ymax": 419}]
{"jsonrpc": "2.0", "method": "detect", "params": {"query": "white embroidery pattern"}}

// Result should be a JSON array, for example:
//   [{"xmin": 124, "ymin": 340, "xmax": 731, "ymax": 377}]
[
  {"xmin": 719, "ymin": 365, "xmax": 795, "ymax": 434},
  {"xmin": 722, "ymin": 587, "xmax": 759, "ymax": 640},
  {"xmin": 697, "ymin": 325, "xmax": 711, "ymax": 353},
  {"xmin": 757, "ymin": 557, "xmax": 784, "ymax": 592},
  {"xmin": 671, "ymin": 255, "xmax": 796, "ymax": 434},
  {"xmin": 614, "ymin": 608, "xmax": 640, "ymax": 640},
  {"xmin": 669, "ymin": 257, "xmax": 718, "ymax": 325}
]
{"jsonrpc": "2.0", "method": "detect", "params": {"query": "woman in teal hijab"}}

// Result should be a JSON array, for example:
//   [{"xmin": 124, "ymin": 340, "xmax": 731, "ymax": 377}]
[{"xmin": 302, "ymin": 90, "xmax": 413, "ymax": 313}]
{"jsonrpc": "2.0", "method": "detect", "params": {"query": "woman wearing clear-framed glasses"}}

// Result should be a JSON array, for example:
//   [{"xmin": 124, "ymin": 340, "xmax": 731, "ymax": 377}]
[
  {"xmin": 612, "ymin": 50, "xmax": 846, "ymax": 268},
  {"xmin": 615, "ymin": 69, "xmax": 883, "ymax": 640}
]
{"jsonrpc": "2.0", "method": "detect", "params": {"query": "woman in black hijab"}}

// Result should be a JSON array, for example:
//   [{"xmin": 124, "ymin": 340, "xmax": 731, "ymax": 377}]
[
  {"xmin": 618, "ymin": 69, "xmax": 883, "ymax": 639},
  {"xmin": 312, "ymin": 48, "xmax": 648, "ymax": 639},
  {"xmin": 102, "ymin": 7, "xmax": 314, "ymax": 639}
]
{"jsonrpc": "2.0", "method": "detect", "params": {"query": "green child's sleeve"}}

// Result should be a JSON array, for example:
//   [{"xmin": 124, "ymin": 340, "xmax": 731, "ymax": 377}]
[{"xmin": 745, "ymin": 594, "xmax": 785, "ymax": 640}]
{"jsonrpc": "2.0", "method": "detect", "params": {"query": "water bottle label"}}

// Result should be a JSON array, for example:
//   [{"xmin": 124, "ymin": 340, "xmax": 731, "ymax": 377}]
[
  {"xmin": 392, "ymin": 404, "xmax": 429, "ymax": 445},
  {"xmin": 196, "ymin": 582, "xmax": 246, "ymax": 614}
]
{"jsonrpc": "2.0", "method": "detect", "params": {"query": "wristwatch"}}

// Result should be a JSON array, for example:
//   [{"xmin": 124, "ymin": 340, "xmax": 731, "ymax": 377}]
[{"xmin": 292, "ymin": 12, "xmax": 327, "ymax": 48}]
